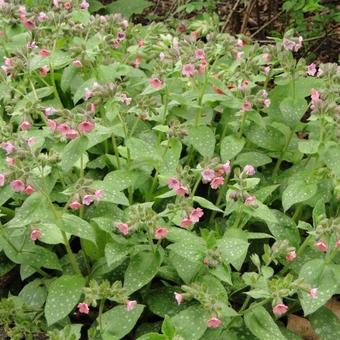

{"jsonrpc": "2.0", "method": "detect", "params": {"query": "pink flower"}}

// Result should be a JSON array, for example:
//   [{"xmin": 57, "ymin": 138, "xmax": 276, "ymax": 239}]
[
  {"xmin": 84, "ymin": 88, "xmax": 93, "ymax": 101},
  {"xmin": 244, "ymin": 195, "xmax": 257, "ymax": 206},
  {"xmin": 126, "ymin": 300, "xmax": 137, "ymax": 311},
  {"xmin": 286, "ymin": 250, "xmax": 296, "ymax": 262},
  {"xmin": 154, "ymin": 227, "xmax": 168, "ymax": 240},
  {"xmin": 309, "ymin": 288, "xmax": 318, "ymax": 299},
  {"xmin": 4, "ymin": 58, "xmax": 13, "ymax": 67},
  {"xmin": 80, "ymin": 0, "xmax": 89, "ymax": 9},
  {"xmin": 23, "ymin": 20, "xmax": 36, "ymax": 31},
  {"xmin": 47, "ymin": 119, "xmax": 57, "ymax": 131},
  {"xmin": 314, "ymin": 240, "xmax": 328, "ymax": 252},
  {"xmin": 39, "ymin": 66, "xmax": 49, "ymax": 76},
  {"xmin": 336, "ymin": 240, "xmax": 340, "ymax": 248},
  {"xmin": 116, "ymin": 223, "xmax": 129, "ymax": 236},
  {"xmin": 207, "ymin": 317, "xmax": 222, "ymax": 328},
  {"xmin": 77, "ymin": 303, "xmax": 89, "ymax": 314},
  {"xmin": 236, "ymin": 51, "xmax": 244, "ymax": 60},
  {"xmin": 239, "ymin": 79, "xmax": 250, "ymax": 91},
  {"xmin": 30, "ymin": 229, "xmax": 41, "ymax": 241},
  {"xmin": 167, "ymin": 177, "xmax": 180, "ymax": 190},
  {"xmin": 262, "ymin": 90, "xmax": 268, "ymax": 99},
  {"xmin": 0, "ymin": 173, "xmax": 6, "ymax": 187},
  {"xmin": 149, "ymin": 77, "xmax": 163, "ymax": 89},
  {"xmin": 272, "ymin": 303, "xmax": 288, "ymax": 316},
  {"xmin": 262, "ymin": 53, "xmax": 270, "ymax": 63},
  {"xmin": 18, "ymin": 5, "xmax": 26, "ymax": 16},
  {"xmin": 174, "ymin": 292, "xmax": 183, "ymax": 305},
  {"xmin": 180, "ymin": 217, "xmax": 193, "ymax": 229},
  {"xmin": 221, "ymin": 161, "xmax": 231, "ymax": 174},
  {"xmin": 117, "ymin": 31, "xmax": 126, "ymax": 41},
  {"xmin": 6, "ymin": 157, "xmax": 15, "ymax": 167},
  {"xmin": 198, "ymin": 59, "xmax": 208, "ymax": 74},
  {"xmin": 37, "ymin": 12, "xmax": 47, "ymax": 22},
  {"xmin": 73, "ymin": 59, "xmax": 83, "ymax": 68},
  {"xmin": 11, "ymin": 179, "xmax": 26, "ymax": 192},
  {"xmin": 243, "ymin": 165, "xmax": 255, "ymax": 176},
  {"xmin": 307, "ymin": 63, "xmax": 317, "ymax": 76},
  {"xmin": 210, "ymin": 176, "xmax": 224, "ymax": 190},
  {"xmin": 283, "ymin": 38, "xmax": 295, "ymax": 51},
  {"xmin": 52, "ymin": 0, "xmax": 60, "ymax": 8},
  {"xmin": 78, "ymin": 120, "xmax": 95, "ymax": 133},
  {"xmin": 24, "ymin": 185, "xmax": 34, "ymax": 195},
  {"xmin": 194, "ymin": 49, "xmax": 205, "ymax": 60},
  {"xmin": 189, "ymin": 208, "xmax": 204, "ymax": 223},
  {"xmin": 39, "ymin": 49, "xmax": 50, "ymax": 57},
  {"xmin": 175, "ymin": 186, "xmax": 189, "ymax": 196},
  {"xmin": 64, "ymin": 2, "xmax": 72, "ymax": 10},
  {"xmin": 137, "ymin": 40, "xmax": 144, "ymax": 47},
  {"xmin": 69, "ymin": 200, "xmax": 82, "ymax": 210},
  {"xmin": 201, "ymin": 168, "xmax": 216, "ymax": 183},
  {"xmin": 121, "ymin": 19, "xmax": 128, "ymax": 29},
  {"xmin": 1, "ymin": 141, "xmax": 16, "ymax": 154},
  {"xmin": 19, "ymin": 121, "xmax": 31, "ymax": 130},
  {"xmin": 235, "ymin": 39, "xmax": 244, "ymax": 48},
  {"xmin": 159, "ymin": 52, "xmax": 165, "ymax": 61},
  {"xmin": 182, "ymin": 64, "xmax": 195, "ymax": 77},
  {"xmin": 27, "ymin": 137, "xmax": 36, "ymax": 147},
  {"xmin": 57, "ymin": 123, "xmax": 71, "ymax": 135},
  {"xmin": 294, "ymin": 36, "xmax": 303, "ymax": 52},
  {"xmin": 27, "ymin": 41, "xmax": 37, "ymax": 49},
  {"xmin": 264, "ymin": 98, "xmax": 271, "ymax": 107},
  {"xmin": 242, "ymin": 101, "xmax": 252, "ymax": 112},
  {"xmin": 263, "ymin": 66, "xmax": 271, "ymax": 76},
  {"xmin": 311, "ymin": 88, "xmax": 320, "ymax": 104},
  {"xmin": 65, "ymin": 129, "xmax": 79, "ymax": 140},
  {"xmin": 44, "ymin": 107, "xmax": 57, "ymax": 116},
  {"xmin": 94, "ymin": 190, "xmax": 104, "ymax": 200},
  {"xmin": 82, "ymin": 195, "xmax": 94, "ymax": 206}
]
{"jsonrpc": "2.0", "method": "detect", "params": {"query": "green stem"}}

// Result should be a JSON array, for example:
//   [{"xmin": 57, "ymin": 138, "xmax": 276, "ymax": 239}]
[
  {"xmin": 272, "ymin": 129, "xmax": 294, "ymax": 179},
  {"xmin": 233, "ymin": 206, "xmax": 244, "ymax": 229},
  {"xmin": 111, "ymin": 135, "xmax": 121, "ymax": 169},
  {"xmin": 239, "ymin": 295, "xmax": 251, "ymax": 313},
  {"xmin": 238, "ymin": 110, "xmax": 247, "ymax": 138},
  {"xmin": 99, "ymin": 299, "xmax": 105, "ymax": 335},
  {"xmin": 195, "ymin": 72, "xmax": 208, "ymax": 127},
  {"xmin": 292, "ymin": 204, "xmax": 303, "ymax": 223},
  {"xmin": 239, "ymin": 298, "xmax": 271, "ymax": 315}
]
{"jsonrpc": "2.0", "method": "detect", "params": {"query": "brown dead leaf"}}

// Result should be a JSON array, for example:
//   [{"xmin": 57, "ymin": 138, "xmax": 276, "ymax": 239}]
[
  {"xmin": 287, "ymin": 314, "xmax": 319, "ymax": 340},
  {"xmin": 325, "ymin": 298, "xmax": 340, "ymax": 319}
]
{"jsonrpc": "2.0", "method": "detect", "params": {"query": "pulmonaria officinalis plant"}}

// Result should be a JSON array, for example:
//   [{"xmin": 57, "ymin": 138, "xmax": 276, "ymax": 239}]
[{"xmin": 0, "ymin": 1, "xmax": 339, "ymax": 339}]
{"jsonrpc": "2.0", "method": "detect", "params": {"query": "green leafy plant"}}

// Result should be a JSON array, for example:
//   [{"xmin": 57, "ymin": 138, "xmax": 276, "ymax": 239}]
[{"xmin": 0, "ymin": 1, "xmax": 339, "ymax": 339}]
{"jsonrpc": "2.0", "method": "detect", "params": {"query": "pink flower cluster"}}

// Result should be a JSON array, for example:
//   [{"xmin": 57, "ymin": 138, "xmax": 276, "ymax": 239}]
[
  {"xmin": 180, "ymin": 207, "xmax": 203, "ymax": 229},
  {"xmin": 69, "ymin": 190, "xmax": 103, "ymax": 210},
  {"xmin": 47, "ymin": 118, "xmax": 95, "ymax": 140},
  {"xmin": 201, "ymin": 161, "xmax": 231, "ymax": 190},
  {"xmin": 283, "ymin": 36, "xmax": 303, "ymax": 52},
  {"xmin": 167, "ymin": 178, "xmax": 189, "ymax": 196},
  {"xmin": 10, "ymin": 179, "xmax": 34, "ymax": 195},
  {"xmin": 310, "ymin": 88, "xmax": 321, "ymax": 112}
]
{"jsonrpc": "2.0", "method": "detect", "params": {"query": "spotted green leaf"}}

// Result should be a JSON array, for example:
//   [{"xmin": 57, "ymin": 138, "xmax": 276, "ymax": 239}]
[
  {"xmin": 309, "ymin": 307, "xmax": 340, "ymax": 340},
  {"xmin": 124, "ymin": 251, "xmax": 162, "ymax": 294},
  {"xmin": 45, "ymin": 274, "xmax": 85, "ymax": 326},
  {"xmin": 220, "ymin": 135, "xmax": 245, "ymax": 161},
  {"xmin": 188, "ymin": 126, "xmax": 215, "ymax": 158},
  {"xmin": 61, "ymin": 135, "xmax": 88, "ymax": 172},
  {"xmin": 101, "ymin": 304, "xmax": 144, "ymax": 338},
  {"xmin": 244, "ymin": 306, "xmax": 286, "ymax": 340},
  {"xmin": 171, "ymin": 305, "xmax": 208, "ymax": 340},
  {"xmin": 282, "ymin": 180, "xmax": 317, "ymax": 211},
  {"xmin": 61, "ymin": 214, "xmax": 96, "ymax": 244},
  {"xmin": 298, "ymin": 259, "xmax": 337, "ymax": 315},
  {"xmin": 217, "ymin": 236, "xmax": 249, "ymax": 271}
]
